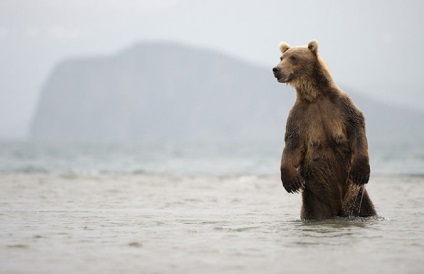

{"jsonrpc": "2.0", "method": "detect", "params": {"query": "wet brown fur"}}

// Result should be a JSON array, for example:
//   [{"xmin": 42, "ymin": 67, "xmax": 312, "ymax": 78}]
[{"xmin": 273, "ymin": 40, "xmax": 377, "ymax": 220}]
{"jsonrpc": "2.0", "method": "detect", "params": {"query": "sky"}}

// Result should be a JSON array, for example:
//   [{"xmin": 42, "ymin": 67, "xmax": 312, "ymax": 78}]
[{"xmin": 1, "ymin": 0, "xmax": 423, "ymax": 138}]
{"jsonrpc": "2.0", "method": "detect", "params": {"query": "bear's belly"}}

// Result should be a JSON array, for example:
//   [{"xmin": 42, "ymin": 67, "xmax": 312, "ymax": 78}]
[
  {"xmin": 300, "ymin": 136, "xmax": 352, "ymax": 200},
  {"xmin": 302, "ymin": 141, "xmax": 351, "ymax": 175},
  {"xmin": 304, "ymin": 136, "xmax": 351, "ymax": 164}
]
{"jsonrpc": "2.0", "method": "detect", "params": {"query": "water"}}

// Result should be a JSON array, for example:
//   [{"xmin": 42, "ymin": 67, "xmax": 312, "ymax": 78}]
[
  {"xmin": 1, "ymin": 140, "xmax": 424, "ymax": 273},
  {"xmin": 0, "ymin": 139, "xmax": 280, "ymax": 175}
]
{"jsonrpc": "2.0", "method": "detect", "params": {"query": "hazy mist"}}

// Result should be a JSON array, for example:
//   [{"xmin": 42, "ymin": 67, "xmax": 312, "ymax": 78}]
[
  {"xmin": 1, "ymin": 0, "xmax": 423, "ymax": 138},
  {"xmin": 29, "ymin": 41, "xmax": 424, "ymax": 144}
]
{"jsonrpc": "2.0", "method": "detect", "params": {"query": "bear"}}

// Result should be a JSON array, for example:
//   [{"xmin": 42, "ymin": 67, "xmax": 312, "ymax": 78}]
[{"xmin": 272, "ymin": 40, "xmax": 377, "ymax": 221}]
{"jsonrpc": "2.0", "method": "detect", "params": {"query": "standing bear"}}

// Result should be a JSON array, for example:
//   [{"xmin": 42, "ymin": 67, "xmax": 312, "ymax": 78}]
[{"xmin": 272, "ymin": 40, "xmax": 377, "ymax": 220}]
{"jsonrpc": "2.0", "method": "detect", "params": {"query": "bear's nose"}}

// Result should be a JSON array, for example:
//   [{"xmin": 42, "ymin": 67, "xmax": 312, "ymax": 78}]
[{"xmin": 272, "ymin": 67, "xmax": 279, "ymax": 73}]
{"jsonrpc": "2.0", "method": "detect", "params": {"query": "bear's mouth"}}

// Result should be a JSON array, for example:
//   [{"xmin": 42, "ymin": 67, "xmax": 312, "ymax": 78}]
[{"xmin": 276, "ymin": 73, "xmax": 294, "ymax": 84}]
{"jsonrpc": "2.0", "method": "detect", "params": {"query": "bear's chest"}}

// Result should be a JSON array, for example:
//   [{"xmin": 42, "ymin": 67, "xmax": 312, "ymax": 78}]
[{"xmin": 297, "ymin": 100, "xmax": 348, "ymax": 147}]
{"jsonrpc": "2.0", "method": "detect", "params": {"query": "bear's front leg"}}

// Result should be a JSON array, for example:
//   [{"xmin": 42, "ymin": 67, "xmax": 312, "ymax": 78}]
[
  {"xmin": 349, "ymin": 127, "xmax": 370, "ymax": 185},
  {"xmin": 347, "ymin": 108, "xmax": 371, "ymax": 185},
  {"xmin": 280, "ymin": 143, "xmax": 304, "ymax": 193}
]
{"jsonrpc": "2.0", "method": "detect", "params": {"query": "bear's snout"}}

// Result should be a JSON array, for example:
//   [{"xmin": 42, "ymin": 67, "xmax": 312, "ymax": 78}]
[
  {"xmin": 272, "ymin": 67, "xmax": 280, "ymax": 78},
  {"xmin": 273, "ymin": 66, "xmax": 294, "ymax": 83}
]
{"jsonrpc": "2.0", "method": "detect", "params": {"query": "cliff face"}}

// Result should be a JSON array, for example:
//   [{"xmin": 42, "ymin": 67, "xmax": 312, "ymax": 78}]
[{"xmin": 30, "ymin": 42, "xmax": 423, "ymax": 143}]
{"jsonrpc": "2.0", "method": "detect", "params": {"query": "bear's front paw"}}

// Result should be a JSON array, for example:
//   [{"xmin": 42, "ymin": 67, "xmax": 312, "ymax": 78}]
[
  {"xmin": 281, "ymin": 168, "xmax": 304, "ymax": 193},
  {"xmin": 349, "ymin": 160, "xmax": 370, "ymax": 185}
]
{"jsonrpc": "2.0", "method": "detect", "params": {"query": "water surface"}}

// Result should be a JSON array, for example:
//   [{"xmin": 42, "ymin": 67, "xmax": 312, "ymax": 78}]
[{"xmin": 1, "ymin": 173, "xmax": 423, "ymax": 274}]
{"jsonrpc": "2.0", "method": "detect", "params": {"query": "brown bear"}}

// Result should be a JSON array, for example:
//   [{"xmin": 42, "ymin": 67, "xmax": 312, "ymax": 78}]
[{"xmin": 272, "ymin": 40, "xmax": 377, "ymax": 221}]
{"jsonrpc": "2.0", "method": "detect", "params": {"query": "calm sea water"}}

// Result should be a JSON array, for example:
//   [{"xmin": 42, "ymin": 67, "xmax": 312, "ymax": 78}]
[{"xmin": 1, "ymin": 140, "xmax": 423, "ymax": 273}]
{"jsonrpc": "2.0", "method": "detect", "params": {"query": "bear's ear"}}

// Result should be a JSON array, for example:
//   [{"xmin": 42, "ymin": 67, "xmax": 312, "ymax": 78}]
[
  {"xmin": 308, "ymin": 40, "xmax": 318, "ymax": 54},
  {"xmin": 279, "ymin": 42, "xmax": 291, "ymax": 54}
]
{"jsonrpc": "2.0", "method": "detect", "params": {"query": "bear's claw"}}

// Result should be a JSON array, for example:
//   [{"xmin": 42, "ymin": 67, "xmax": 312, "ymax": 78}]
[
  {"xmin": 282, "ymin": 174, "xmax": 304, "ymax": 193},
  {"xmin": 349, "ymin": 159, "xmax": 370, "ymax": 185},
  {"xmin": 349, "ymin": 172, "xmax": 370, "ymax": 185}
]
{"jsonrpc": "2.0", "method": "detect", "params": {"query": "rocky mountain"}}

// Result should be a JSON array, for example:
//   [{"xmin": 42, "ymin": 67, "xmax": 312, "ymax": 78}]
[{"xmin": 30, "ymin": 42, "xmax": 424, "ymax": 144}]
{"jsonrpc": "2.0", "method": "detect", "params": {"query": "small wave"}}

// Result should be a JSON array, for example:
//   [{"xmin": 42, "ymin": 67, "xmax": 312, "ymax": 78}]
[
  {"xmin": 3, "ymin": 166, "xmax": 49, "ymax": 174},
  {"xmin": 7, "ymin": 244, "xmax": 29, "ymax": 249},
  {"xmin": 128, "ymin": 242, "xmax": 143, "ymax": 248},
  {"xmin": 214, "ymin": 225, "xmax": 261, "ymax": 232},
  {"xmin": 290, "ymin": 215, "xmax": 388, "ymax": 230},
  {"xmin": 131, "ymin": 169, "xmax": 146, "ymax": 175}
]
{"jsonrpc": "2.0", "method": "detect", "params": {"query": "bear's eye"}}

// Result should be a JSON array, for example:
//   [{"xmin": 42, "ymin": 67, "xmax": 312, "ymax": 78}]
[
  {"xmin": 280, "ymin": 56, "xmax": 283, "ymax": 61},
  {"xmin": 290, "ymin": 55, "xmax": 297, "ymax": 62}
]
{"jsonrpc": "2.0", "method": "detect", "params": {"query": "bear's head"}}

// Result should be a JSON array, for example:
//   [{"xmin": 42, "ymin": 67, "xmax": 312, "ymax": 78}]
[{"xmin": 272, "ymin": 40, "xmax": 320, "ymax": 87}]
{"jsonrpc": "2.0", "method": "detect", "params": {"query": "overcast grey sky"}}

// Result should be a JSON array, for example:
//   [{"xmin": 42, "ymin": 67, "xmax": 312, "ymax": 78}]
[{"xmin": 1, "ymin": 0, "xmax": 423, "ymax": 138}]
